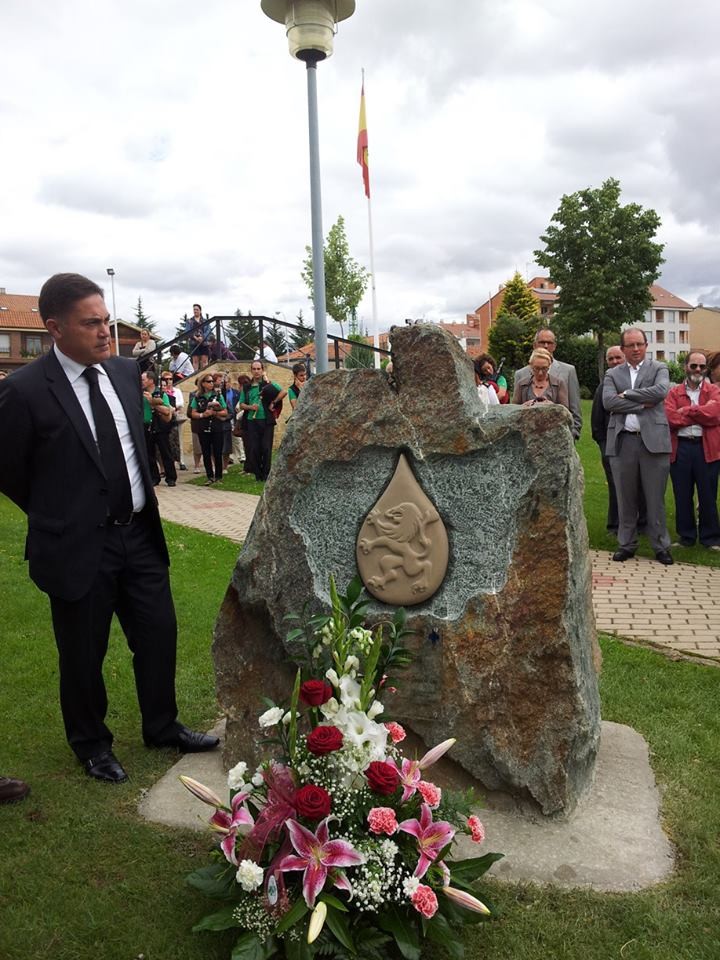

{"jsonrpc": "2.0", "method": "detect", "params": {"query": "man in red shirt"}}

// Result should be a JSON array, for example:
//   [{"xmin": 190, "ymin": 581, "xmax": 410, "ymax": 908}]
[{"xmin": 665, "ymin": 350, "xmax": 720, "ymax": 550}]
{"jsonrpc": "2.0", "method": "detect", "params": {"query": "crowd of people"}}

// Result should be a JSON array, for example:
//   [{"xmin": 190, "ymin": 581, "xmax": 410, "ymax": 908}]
[{"xmin": 3, "ymin": 291, "xmax": 720, "ymax": 805}]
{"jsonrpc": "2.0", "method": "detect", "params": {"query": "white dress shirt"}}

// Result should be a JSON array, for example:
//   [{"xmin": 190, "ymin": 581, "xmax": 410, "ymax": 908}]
[
  {"xmin": 624, "ymin": 360, "xmax": 643, "ymax": 432},
  {"xmin": 677, "ymin": 383, "xmax": 703, "ymax": 438},
  {"xmin": 54, "ymin": 345, "xmax": 146, "ymax": 512}
]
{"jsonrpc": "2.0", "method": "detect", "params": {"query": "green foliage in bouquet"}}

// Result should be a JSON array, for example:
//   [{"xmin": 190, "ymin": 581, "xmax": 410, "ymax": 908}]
[{"xmin": 181, "ymin": 577, "xmax": 502, "ymax": 959}]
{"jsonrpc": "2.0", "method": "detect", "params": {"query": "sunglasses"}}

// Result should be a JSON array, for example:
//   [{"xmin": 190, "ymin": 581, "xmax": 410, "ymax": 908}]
[
  {"xmin": 161, "ymin": 378, "xmax": 173, "ymax": 382},
  {"xmin": 688, "ymin": 363, "xmax": 707, "ymax": 371}
]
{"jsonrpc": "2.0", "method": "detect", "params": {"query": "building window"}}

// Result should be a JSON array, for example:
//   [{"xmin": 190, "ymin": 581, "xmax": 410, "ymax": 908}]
[
  {"xmin": 667, "ymin": 312, "xmax": 675, "ymax": 323},
  {"xmin": 656, "ymin": 331, "xmax": 665, "ymax": 344},
  {"xmin": 669, "ymin": 352, "xmax": 676, "ymax": 361},
  {"xmin": 679, "ymin": 311, "xmax": 688, "ymax": 324},
  {"xmin": 655, "ymin": 309, "xmax": 664, "ymax": 321},
  {"xmin": 679, "ymin": 331, "xmax": 688, "ymax": 343},
  {"xmin": 668, "ymin": 332, "xmax": 676, "ymax": 344},
  {"xmin": 656, "ymin": 350, "xmax": 665, "ymax": 360},
  {"xmin": 23, "ymin": 335, "xmax": 43, "ymax": 356},
  {"xmin": 0, "ymin": 334, "xmax": 9, "ymax": 355},
  {"xmin": 644, "ymin": 330, "xmax": 653, "ymax": 343}
]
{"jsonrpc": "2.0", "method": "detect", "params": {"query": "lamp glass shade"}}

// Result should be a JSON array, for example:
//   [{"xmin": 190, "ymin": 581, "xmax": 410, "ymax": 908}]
[{"xmin": 261, "ymin": 0, "xmax": 356, "ymax": 59}]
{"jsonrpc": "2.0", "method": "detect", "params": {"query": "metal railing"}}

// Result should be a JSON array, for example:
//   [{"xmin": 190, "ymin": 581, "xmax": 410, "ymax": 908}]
[{"xmin": 137, "ymin": 314, "xmax": 390, "ymax": 373}]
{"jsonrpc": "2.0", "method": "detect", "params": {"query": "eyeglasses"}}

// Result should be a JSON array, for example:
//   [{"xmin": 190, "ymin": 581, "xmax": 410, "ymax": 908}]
[
  {"xmin": 201, "ymin": 378, "xmax": 213, "ymax": 383},
  {"xmin": 688, "ymin": 363, "xmax": 707, "ymax": 371}
]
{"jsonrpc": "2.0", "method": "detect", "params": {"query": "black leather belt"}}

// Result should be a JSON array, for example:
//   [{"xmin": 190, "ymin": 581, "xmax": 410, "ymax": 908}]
[
  {"xmin": 678, "ymin": 436, "xmax": 702, "ymax": 443},
  {"xmin": 622, "ymin": 430, "xmax": 641, "ymax": 435}
]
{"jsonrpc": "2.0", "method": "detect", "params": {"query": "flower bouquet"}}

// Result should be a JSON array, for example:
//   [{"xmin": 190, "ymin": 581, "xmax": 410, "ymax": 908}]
[{"xmin": 181, "ymin": 578, "xmax": 502, "ymax": 959}]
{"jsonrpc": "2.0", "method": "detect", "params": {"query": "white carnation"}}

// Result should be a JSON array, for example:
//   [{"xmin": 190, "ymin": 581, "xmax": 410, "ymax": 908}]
[
  {"xmin": 258, "ymin": 706, "xmax": 284, "ymax": 728},
  {"xmin": 403, "ymin": 876, "xmax": 420, "ymax": 897},
  {"xmin": 236, "ymin": 859, "xmax": 264, "ymax": 892},
  {"xmin": 227, "ymin": 761, "xmax": 248, "ymax": 791},
  {"xmin": 251, "ymin": 771, "xmax": 265, "ymax": 787}
]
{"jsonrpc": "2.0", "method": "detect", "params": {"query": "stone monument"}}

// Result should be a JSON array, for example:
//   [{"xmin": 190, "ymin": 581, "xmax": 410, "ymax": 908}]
[{"xmin": 213, "ymin": 324, "xmax": 601, "ymax": 816}]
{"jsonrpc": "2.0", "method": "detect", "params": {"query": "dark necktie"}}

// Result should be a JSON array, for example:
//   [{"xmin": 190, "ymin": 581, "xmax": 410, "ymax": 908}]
[{"xmin": 83, "ymin": 367, "xmax": 133, "ymax": 520}]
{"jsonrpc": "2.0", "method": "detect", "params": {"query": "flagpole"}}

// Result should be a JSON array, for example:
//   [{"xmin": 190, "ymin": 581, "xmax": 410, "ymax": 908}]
[{"xmin": 358, "ymin": 68, "xmax": 380, "ymax": 368}]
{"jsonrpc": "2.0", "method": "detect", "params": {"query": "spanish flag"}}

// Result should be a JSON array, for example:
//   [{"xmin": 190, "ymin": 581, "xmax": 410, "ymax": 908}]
[{"xmin": 357, "ymin": 82, "xmax": 370, "ymax": 198}]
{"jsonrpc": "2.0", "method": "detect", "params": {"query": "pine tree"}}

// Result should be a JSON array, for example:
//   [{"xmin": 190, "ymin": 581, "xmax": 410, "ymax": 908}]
[
  {"xmin": 133, "ymin": 296, "xmax": 156, "ymax": 335},
  {"xmin": 226, "ymin": 310, "xmax": 259, "ymax": 360},
  {"xmin": 291, "ymin": 309, "xmax": 315, "ymax": 350},
  {"xmin": 494, "ymin": 272, "xmax": 539, "ymax": 324},
  {"xmin": 265, "ymin": 320, "xmax": 288, "ymax": 359}
]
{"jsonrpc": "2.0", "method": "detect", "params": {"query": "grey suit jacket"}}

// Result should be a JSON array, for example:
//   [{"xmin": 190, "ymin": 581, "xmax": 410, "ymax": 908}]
[
  {"xmin": 602, "ymin": 360, "xmax": 671, "ymax": 456},
  {"xmin": 514, "ymin": 359, "xmax": 582, "ymax": 438}
]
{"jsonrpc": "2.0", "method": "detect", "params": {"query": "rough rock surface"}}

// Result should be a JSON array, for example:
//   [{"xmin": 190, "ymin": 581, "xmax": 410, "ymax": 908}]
[{"xmin": 213, "ymin": 324, "xmax": 601, "ymax": 816}]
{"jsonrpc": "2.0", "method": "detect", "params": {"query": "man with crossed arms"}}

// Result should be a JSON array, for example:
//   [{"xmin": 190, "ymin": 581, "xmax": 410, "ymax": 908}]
[{"xmin": 602, "ymin": 327, "xmax": 673, "ymax": 565}]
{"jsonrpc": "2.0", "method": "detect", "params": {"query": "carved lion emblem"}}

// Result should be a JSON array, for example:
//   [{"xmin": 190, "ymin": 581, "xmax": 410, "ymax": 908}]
[{"xmin": 359, "ymin": 501, "xmax": 440, "ymax": 595}]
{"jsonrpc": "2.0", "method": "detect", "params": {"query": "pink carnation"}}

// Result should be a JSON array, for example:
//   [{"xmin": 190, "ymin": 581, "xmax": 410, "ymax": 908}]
[
  {"xmin": 467, "ymin": 815, "xmax": 485, "ymax": 843},
  {"xmin": 417, "ymin": 780, "xmax": 442, "ymax": 809},
  {"xmin": 367, "ymin": 807, "xmax": 398, "ymax": 836},
  {"xmin": 384, "ymin": 721, "xmax": 406, "ymax": 744},
  {"xmin": 411, "ymin": 884, "xmax": 438, "ymax": 918}
]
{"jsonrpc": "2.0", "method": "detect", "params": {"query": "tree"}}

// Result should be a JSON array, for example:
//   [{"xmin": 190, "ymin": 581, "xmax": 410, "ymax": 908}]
[
  {"xmin": 226, "ymin": 310, "xmax": 259, "ymax": 360},
  {"xmin": 133, "ymin": 296, "xmax": 156, "ymax": 335},
  {"xmin": 534, "ymin": 177, "xmax": 664, "ymax": 378},
  {"xmin": 487, "ymin": 271, "xmax": 539, "ymax": 376},
  {"xmin": 301, "ymin": 215, "xmax": 369, "ymax": 339},
  {"xmin": 291, "ymin": 309, "xmax": 315, "ymax": 350},
  {"xmin": 488, "ymin": 312, "xmax": 537, "ymax": 381},
  {"xmin": 265, "ymin": 320, "xmax": 288, "ymax": 359},
  {"xmin": 495, "ymin": 271, "xmax": 540, "ymax": 324},
  {"xmin": 344, "ymin": 331, "xmax": 374, "ymax": 369}
]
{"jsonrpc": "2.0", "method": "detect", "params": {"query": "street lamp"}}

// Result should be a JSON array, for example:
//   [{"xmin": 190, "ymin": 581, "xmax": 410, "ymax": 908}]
[
  {"xmin": 261, "ymin": 0, "xmax": 356, "ymax": 373},
  {"xmin": 106, "ymin": 268, "xmax": 119, "ymax": 355}
]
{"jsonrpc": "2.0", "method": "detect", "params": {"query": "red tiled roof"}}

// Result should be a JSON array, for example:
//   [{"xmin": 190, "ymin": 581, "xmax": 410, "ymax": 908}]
[
  {"xmin": 650, "ymin": 284, "xmax": 693, "ymax": 310},
  {"xmin": 0, "ymin": 291, "xmax": 44, "ymax": 329}
]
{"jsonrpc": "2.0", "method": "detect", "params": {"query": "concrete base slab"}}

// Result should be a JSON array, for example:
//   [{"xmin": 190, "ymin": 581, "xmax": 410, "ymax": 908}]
[{"xmin": 138, "ymin": 720, "xmax": 674, "ymax": 893}]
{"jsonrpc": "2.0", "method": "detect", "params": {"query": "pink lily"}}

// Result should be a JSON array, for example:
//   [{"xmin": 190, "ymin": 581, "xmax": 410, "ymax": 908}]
[
  {"xmin": 279, "ymin": 817, "xmax": 365, "ymax": 907},
  {"xmin": 419, "ymin": 738, "xmax": 456, "ymax": 770},
  {"xmin": 442, "ymin": 886, "xmax": 491, "ymax": 915},
  {"xmin": 179, "ymin": 775, "xmax": 226, "ymax": 810},
  {"xmin": 398, "ymin": 803, "xmax": 456, "ymax": 878},
  {"xmin": 390, "ymin": 757, "xmax": 422, "ymax": 803},
  {"xmin": 209, "ymin": 791, "xmax": 254, "ymax": 866}
]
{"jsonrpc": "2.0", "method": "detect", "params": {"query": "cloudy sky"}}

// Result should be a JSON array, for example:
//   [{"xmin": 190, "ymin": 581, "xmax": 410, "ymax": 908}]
[{"xmin": 2, "ymin": 0, "xmax": 719, "ymax": 341}]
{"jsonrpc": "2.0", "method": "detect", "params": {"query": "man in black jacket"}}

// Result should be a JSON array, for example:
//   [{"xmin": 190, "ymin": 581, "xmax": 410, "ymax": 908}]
[{"xmin": 0, "ymin": 274, "xmax": 218, "ymax": 784}]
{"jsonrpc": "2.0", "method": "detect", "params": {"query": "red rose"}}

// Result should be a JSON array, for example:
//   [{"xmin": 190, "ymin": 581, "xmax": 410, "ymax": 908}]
[
  {"xmin": 306, "ymin": 725, "xmax": 344, "ymax": 755},
  {"xmin": 365, "ymin": 761, "xmax": 400, "ymax": 796},
  {"xmin": 295, "ymin": 784, "xmax": 331, "ymax": 820},
  {"xmin": 299, "ymin": 680, "xmax": 334, "ymax": 707}
]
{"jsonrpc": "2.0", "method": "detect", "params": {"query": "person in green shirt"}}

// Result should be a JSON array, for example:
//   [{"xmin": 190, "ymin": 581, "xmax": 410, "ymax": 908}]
[
  {"xmin": 288, "ymin": 362, "xmax": 307, "ymax": 412},
  {"xmin": 141, "ymin": 369, "xmax": 176, "ymax": 485},
  {"xmin": 190, "ymin": 374, "xmax": 228, "ymax": 484},
  {"xmin": 237, "ymin": 360, "xmax": 286, "ymax": 481}
]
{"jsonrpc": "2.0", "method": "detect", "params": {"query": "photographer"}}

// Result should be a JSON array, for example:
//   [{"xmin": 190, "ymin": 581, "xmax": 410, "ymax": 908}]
[
  {"xmin": 141, "ymin": 370, "xmax": 176, "ymax": 486},
  {"xmin": 475, "ymin": 353, "xmax": 508, "ymax": 403},
  {"xmin": 190, "ymin": 373, "xmax": 228, "ymax": 485}
]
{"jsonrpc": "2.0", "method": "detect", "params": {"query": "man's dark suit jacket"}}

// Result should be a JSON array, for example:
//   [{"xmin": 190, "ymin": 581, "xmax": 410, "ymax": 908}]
[{"xmin": 0, "ymin": 349, "xmax": 168, "ymax": 601}]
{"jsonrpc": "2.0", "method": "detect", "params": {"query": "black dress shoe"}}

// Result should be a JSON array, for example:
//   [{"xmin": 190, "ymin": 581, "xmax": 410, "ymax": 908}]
[
  {"xmin": 612, "ymin": 549, "xmax": 635, "ymax": 562},
  {"xmin": 83, "ymin": 751, "xmax": 128, "ymax": 784},
  {"xmin": 147, "ymin": 725, "xmax": 219, "ymax": 753},
  {"xmin": 0, "ymin": 776, "xmax": 30, "ymax": 804},
  {"xmin": 655, "ymin": 550, "xmax": 674, "ymax": 566}
]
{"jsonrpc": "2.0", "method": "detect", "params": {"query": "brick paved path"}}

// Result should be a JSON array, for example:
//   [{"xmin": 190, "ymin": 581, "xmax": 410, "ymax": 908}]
[{"xmin": 156, "ymin": 478, "xmax": 720, "ymax": 661}]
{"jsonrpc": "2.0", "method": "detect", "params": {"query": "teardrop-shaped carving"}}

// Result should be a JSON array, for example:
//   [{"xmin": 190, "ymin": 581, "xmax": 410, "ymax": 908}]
[{"xmin": 356, "ymin": 453, "xmax": 449, "ymax": 606}]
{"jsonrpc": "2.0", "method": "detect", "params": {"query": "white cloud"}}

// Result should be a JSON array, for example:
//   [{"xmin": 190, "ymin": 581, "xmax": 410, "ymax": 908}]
[{"xmin": 0, "ymin": 0, "xmax": 718, "ymax": 341}]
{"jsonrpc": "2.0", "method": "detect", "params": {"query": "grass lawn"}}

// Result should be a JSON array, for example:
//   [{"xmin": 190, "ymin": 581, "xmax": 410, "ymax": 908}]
[
  {"xmin": 579, "ymin": 398, "xmax": 720, "ymax": 568},
  {"xmin": 188, "ymin": 464, "xmax": 266, "ymax": 496},
  {"xmin": 1, "ymin": 487, "xmax": 720, "ymax": 959}
]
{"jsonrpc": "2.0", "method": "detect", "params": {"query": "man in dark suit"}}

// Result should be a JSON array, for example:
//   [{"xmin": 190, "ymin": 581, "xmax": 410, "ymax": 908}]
[
  {"xmin": 602, "ymin": 327, "xmax": 673, "ymax": 565},
  {"xmin": 0, "ymin": 273, "xmax": 218, "ymax": 783}
]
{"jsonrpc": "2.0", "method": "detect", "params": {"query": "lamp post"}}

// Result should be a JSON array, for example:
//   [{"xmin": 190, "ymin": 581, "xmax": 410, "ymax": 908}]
[
  {"xmin": 106, "ymin": 268, "xmax": 119, "ymax": 355},
  {"xmin": 261, "ymin": 0, "xmax": 356, "ymax": 374}
]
